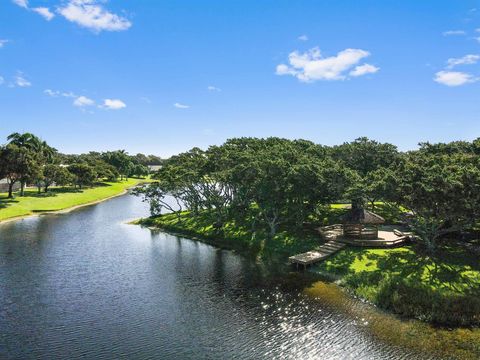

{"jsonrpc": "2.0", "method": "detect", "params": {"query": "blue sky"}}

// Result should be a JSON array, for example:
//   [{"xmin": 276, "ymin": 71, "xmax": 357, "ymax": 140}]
[{"xmin": 1, "ymin": 0, "xmax": 479, "ymax": 156}]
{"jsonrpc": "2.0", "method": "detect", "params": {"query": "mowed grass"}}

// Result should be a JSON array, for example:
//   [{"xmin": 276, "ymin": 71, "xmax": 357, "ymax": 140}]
[
  {"xmin": 0, "ymin": 178, "xmax": 145, "ymax": 221},
  {"xmin": 317, "ymin": 246, "xmax": 480, "ymax": 295},
  {"xmin": 315, "ymin": 245, "xmax": 480, "ymax": 325}
]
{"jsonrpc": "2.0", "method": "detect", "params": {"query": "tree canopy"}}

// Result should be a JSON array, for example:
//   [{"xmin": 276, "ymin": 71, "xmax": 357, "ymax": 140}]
[
  {"xmin": 135, "ymin": 136, "xmax": 480, "ymax": 251},
  {"xmin": 0, "ymin": 132, "xmax": 160, "ymax": 197}
]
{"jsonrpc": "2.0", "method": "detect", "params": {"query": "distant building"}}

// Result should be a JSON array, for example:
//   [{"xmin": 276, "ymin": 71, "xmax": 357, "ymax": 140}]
[
  {"xmin": 148, "ymin": 165, "xmax": 162, "ymax": 172},
  {"xmin": 0, "ymin": 178, "xmax": 20, "ymax": 193}
]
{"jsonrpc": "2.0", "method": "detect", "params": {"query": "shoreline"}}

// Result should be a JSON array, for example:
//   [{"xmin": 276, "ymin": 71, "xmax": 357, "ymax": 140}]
[
  {"xmin": 135, "ymin": 217, "xmax": 480, "ymax": 359},
  {"xmin": 0, "ymin": 180, "xmax": 146, "ymax": 226},
  {"xmin": 136, "ymin": 212, "xmax": 480, "ymax": 329}
]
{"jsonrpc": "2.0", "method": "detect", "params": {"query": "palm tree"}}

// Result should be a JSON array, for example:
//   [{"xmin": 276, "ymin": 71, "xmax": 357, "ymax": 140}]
[
  {"xmin": 6, "ymin": 132, "xmax": 57, "ymax": 195},
  {"xmin": 7, "ymin": 132, "xmax": 41, "ymax": 150},
  {"xmin": 39, "ymin": 140, "xmax": 57, "ymax": 163},
  {"xmin": 7, "ymin": 132, "xmax": 57, "ymax": 161}
]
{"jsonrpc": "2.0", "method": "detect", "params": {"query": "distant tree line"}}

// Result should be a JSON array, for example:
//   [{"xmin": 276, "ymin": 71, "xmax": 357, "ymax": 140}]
[
  {"xmin": 0, "ymin": 132, "xmax": 162, "ymax": 197},
  {"xmin": 136, "ymin": 136, "xmax": 480, "ymax": 252}
]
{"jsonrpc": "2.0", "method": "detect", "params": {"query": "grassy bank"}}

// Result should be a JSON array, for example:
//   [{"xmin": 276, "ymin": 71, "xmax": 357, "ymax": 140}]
[
  {"xmin": 0, "ymin": 178, "xmax": 145, "ymax": 222},
  {"xmin": 137, "ymin": 211, "xmax": 321, "ymax": 261},
  {"xmin": 315, "ymin": 246, "xmax": 480, "ymax": 326},
  {"xmin": 139, "ymin": 210, "xmax": 480, "ymax": 327}
]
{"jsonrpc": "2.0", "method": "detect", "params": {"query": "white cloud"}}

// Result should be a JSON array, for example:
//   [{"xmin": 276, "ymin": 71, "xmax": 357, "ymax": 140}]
[
  {"xmin": 446, "ymin": 54, "xmax": 480, "ymax": 68},
  {"xmin": 12, "ymin": 0, "xmax": 28, "ymax": 8},
  {"xmin": 44, "ymin": 89, "xmax": 60, "ymax": 97},
  {"xmin": 58, "ymin": 0, "xmax": 132, "ymax": 32},
  {"xmin": 0, "ymin": 39, "xmax": 9, "ymax": 48},
  {"xmin": 32, "ymin": 7, "xmax": 55, "ymax": 21},
  {"xmin": 442, "ymin": 30, "xmax": 466, "ymax": 36},
  {"xmin": 275, "ymin": 64, "xmax": 297, "ymax": 76},
  {"xmin": 174, "ymin": 102, "xmax": 190, "ymax": 109},
  {"xmin": 73, "ymin": 95, "xmax": 95, "ymax": 107},
  {"xmin": 207, "ymin": 85, "xmax": 221, "ymax": 92},
  {"xmin": 349, "ymin": 63, "xmax": 380, "ymax": 77},
  {"xmin": 0, "ymin": 76, "xmax": 4, "ymax": 85},
  {"xmin": 45, "ymin": 89, "xmax": 77, "ymax": 98},
  {"xmin": 12, "ymin": 0, "xmax": 55, "ymax": 21},
  {"xmin": 298, "ymin": 34, "xmax": 308, "ymax": 41},
  {"xmin": 15, "ymin": 74, "xmax": 31, "ymax": 87},
  {"xmin": 47, "ymin": 89, "xmax": 126, "ymax": 110},
  {"xmin": 276, "ymin": 47, "xmax": 377, "ymax": 82},
  {"xmin": 434, "ymin": 71, "xmax": 477, "ymax": 86},
  {"xmin": 103, "ymin": 98, "xmax": 126, "ymax": 110}
]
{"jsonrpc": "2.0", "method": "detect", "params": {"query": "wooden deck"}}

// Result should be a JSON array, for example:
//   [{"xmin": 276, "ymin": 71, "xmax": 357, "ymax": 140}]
[
  {"xmin": 337, "ymin": 230, "xmax": 410, "ymax": 247},
  {"xmin": 288, "ymin": 241, "xmax": 346, "ymax": 268},
  {"xmin": 337, "ymin": 235, "xmax": 408, "ymax": 247},
  {"xmin": 318, "ymin": 226, "xmax": 411, "ymax": 248},
  {"xmin": 289, "ymin": 226, "xmax": 412, "ymax": 269}
]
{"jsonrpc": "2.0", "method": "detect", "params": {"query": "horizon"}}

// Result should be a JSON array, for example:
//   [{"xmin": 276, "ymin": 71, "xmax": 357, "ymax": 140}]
[
  {"xmin": 1, "ymin": 131, "xmax": 478, "ymax": 157},
  {"xmin": 1, "ymin": 0, "xmax": 480, "ymax": 156}
]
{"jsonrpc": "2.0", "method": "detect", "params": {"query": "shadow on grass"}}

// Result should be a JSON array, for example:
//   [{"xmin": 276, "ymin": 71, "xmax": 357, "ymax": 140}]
[
  {"xmin": 0, "ymin": 197, "xmax": 19, "ymax": 209},
  {"xmin": 314, "ymin": 244, "xmax": 480, "ymax": 326},
  {"xmin": 317, "ymin": 245, "xmax": 480, "ymax": 295},
  {"xmin": 91, "ymin": 181, "xmax": 114, "ymax": 188},
  {"xmin": 0, "ymin": 183, "xmax": 114, "ymax": 211}
]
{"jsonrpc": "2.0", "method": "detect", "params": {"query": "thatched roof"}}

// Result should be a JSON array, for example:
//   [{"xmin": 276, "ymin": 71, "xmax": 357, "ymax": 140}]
[{"xmin": 342, "ymin": 208, "xmax": 385, "ymax": 225}]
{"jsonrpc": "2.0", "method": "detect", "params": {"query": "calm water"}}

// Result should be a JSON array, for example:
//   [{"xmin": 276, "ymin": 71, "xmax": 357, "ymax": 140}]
[{"xmin": 0, "ymin": 193, "xmax": 434, "ymax": 359}]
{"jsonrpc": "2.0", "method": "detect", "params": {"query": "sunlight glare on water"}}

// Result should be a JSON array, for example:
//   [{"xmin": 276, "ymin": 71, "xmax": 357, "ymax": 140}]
[{"xmin": 0, "ymin": 193, "xmax": 451, "ymax": 359}]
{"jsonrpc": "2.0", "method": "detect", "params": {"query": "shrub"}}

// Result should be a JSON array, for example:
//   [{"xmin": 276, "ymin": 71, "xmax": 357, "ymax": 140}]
[{"xmin": 375, "ymin": 276, "xmax": 480, "ymax": 327}]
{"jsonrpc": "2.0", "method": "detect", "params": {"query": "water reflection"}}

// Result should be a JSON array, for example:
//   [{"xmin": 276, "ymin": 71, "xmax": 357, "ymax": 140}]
[{"xmin": 0, "ymin": 194, "xmax": 470, "ymax": 359}]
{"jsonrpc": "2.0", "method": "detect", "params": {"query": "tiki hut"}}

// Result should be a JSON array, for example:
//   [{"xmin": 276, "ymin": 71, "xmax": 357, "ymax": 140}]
[{"xmin": 342, "ymin": 207, "xmax": 385, "ymax": 240}]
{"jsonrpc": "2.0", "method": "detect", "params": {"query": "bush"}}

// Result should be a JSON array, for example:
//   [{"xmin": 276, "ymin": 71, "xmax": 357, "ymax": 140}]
[{"xmin": 375, "ymin": 276, "xmax": 480, "ymax": 327}]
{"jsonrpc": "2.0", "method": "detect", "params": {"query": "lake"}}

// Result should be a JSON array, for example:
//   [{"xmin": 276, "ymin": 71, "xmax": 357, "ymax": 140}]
[{"xmin": 0, "ymin": 193, "xmax": 448, "ymax": 359}]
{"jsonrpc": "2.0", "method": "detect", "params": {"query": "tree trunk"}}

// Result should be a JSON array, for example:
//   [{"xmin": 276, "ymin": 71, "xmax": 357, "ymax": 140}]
[
  {"xmin": 8, "ymin": 182, "xmax": 13, "ymax": 198},
  {"xmin": 264, "ymin": 210, "xmax": 279, "ymax": 239},
  {"xmin": 20, "ymin": 181, "xmax": 25, "ymax": 196},
  {"xmin": 268, "ymin": 222, "xmax": 277, "ymax": 238},
  {"xmin": 250, "ymin": 216, "xmax": 257, "ymax": 242}
]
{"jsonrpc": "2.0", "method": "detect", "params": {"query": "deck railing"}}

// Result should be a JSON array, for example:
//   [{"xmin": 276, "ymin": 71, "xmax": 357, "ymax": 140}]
[{"xmin": 343, "ymin": 224, "xmax": 378, "ymax": 240}]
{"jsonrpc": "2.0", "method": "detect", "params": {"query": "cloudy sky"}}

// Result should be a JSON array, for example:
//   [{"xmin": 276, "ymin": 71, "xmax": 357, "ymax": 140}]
[{"xmin": 1, "ymin": 0, "xmax": 479, "ymax": 156}]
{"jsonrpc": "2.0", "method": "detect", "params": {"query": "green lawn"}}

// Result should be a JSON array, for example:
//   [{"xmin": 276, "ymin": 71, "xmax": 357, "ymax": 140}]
[
  {"xmin": 317, "ymin": 246, "xmax": 480, "ymax": 293},
  {"xmin": 0, "ymin": 178, "xmax": 145, "ymax": 222},
  {"xmin": 315, "ymin": 246, "xmax": 480, "ymax": 325}
]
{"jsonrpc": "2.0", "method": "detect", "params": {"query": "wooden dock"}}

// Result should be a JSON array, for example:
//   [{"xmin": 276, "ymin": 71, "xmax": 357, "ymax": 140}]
[{"xmin": 288, "ymin": 241, "xmax": 346, "ymax": 269}]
